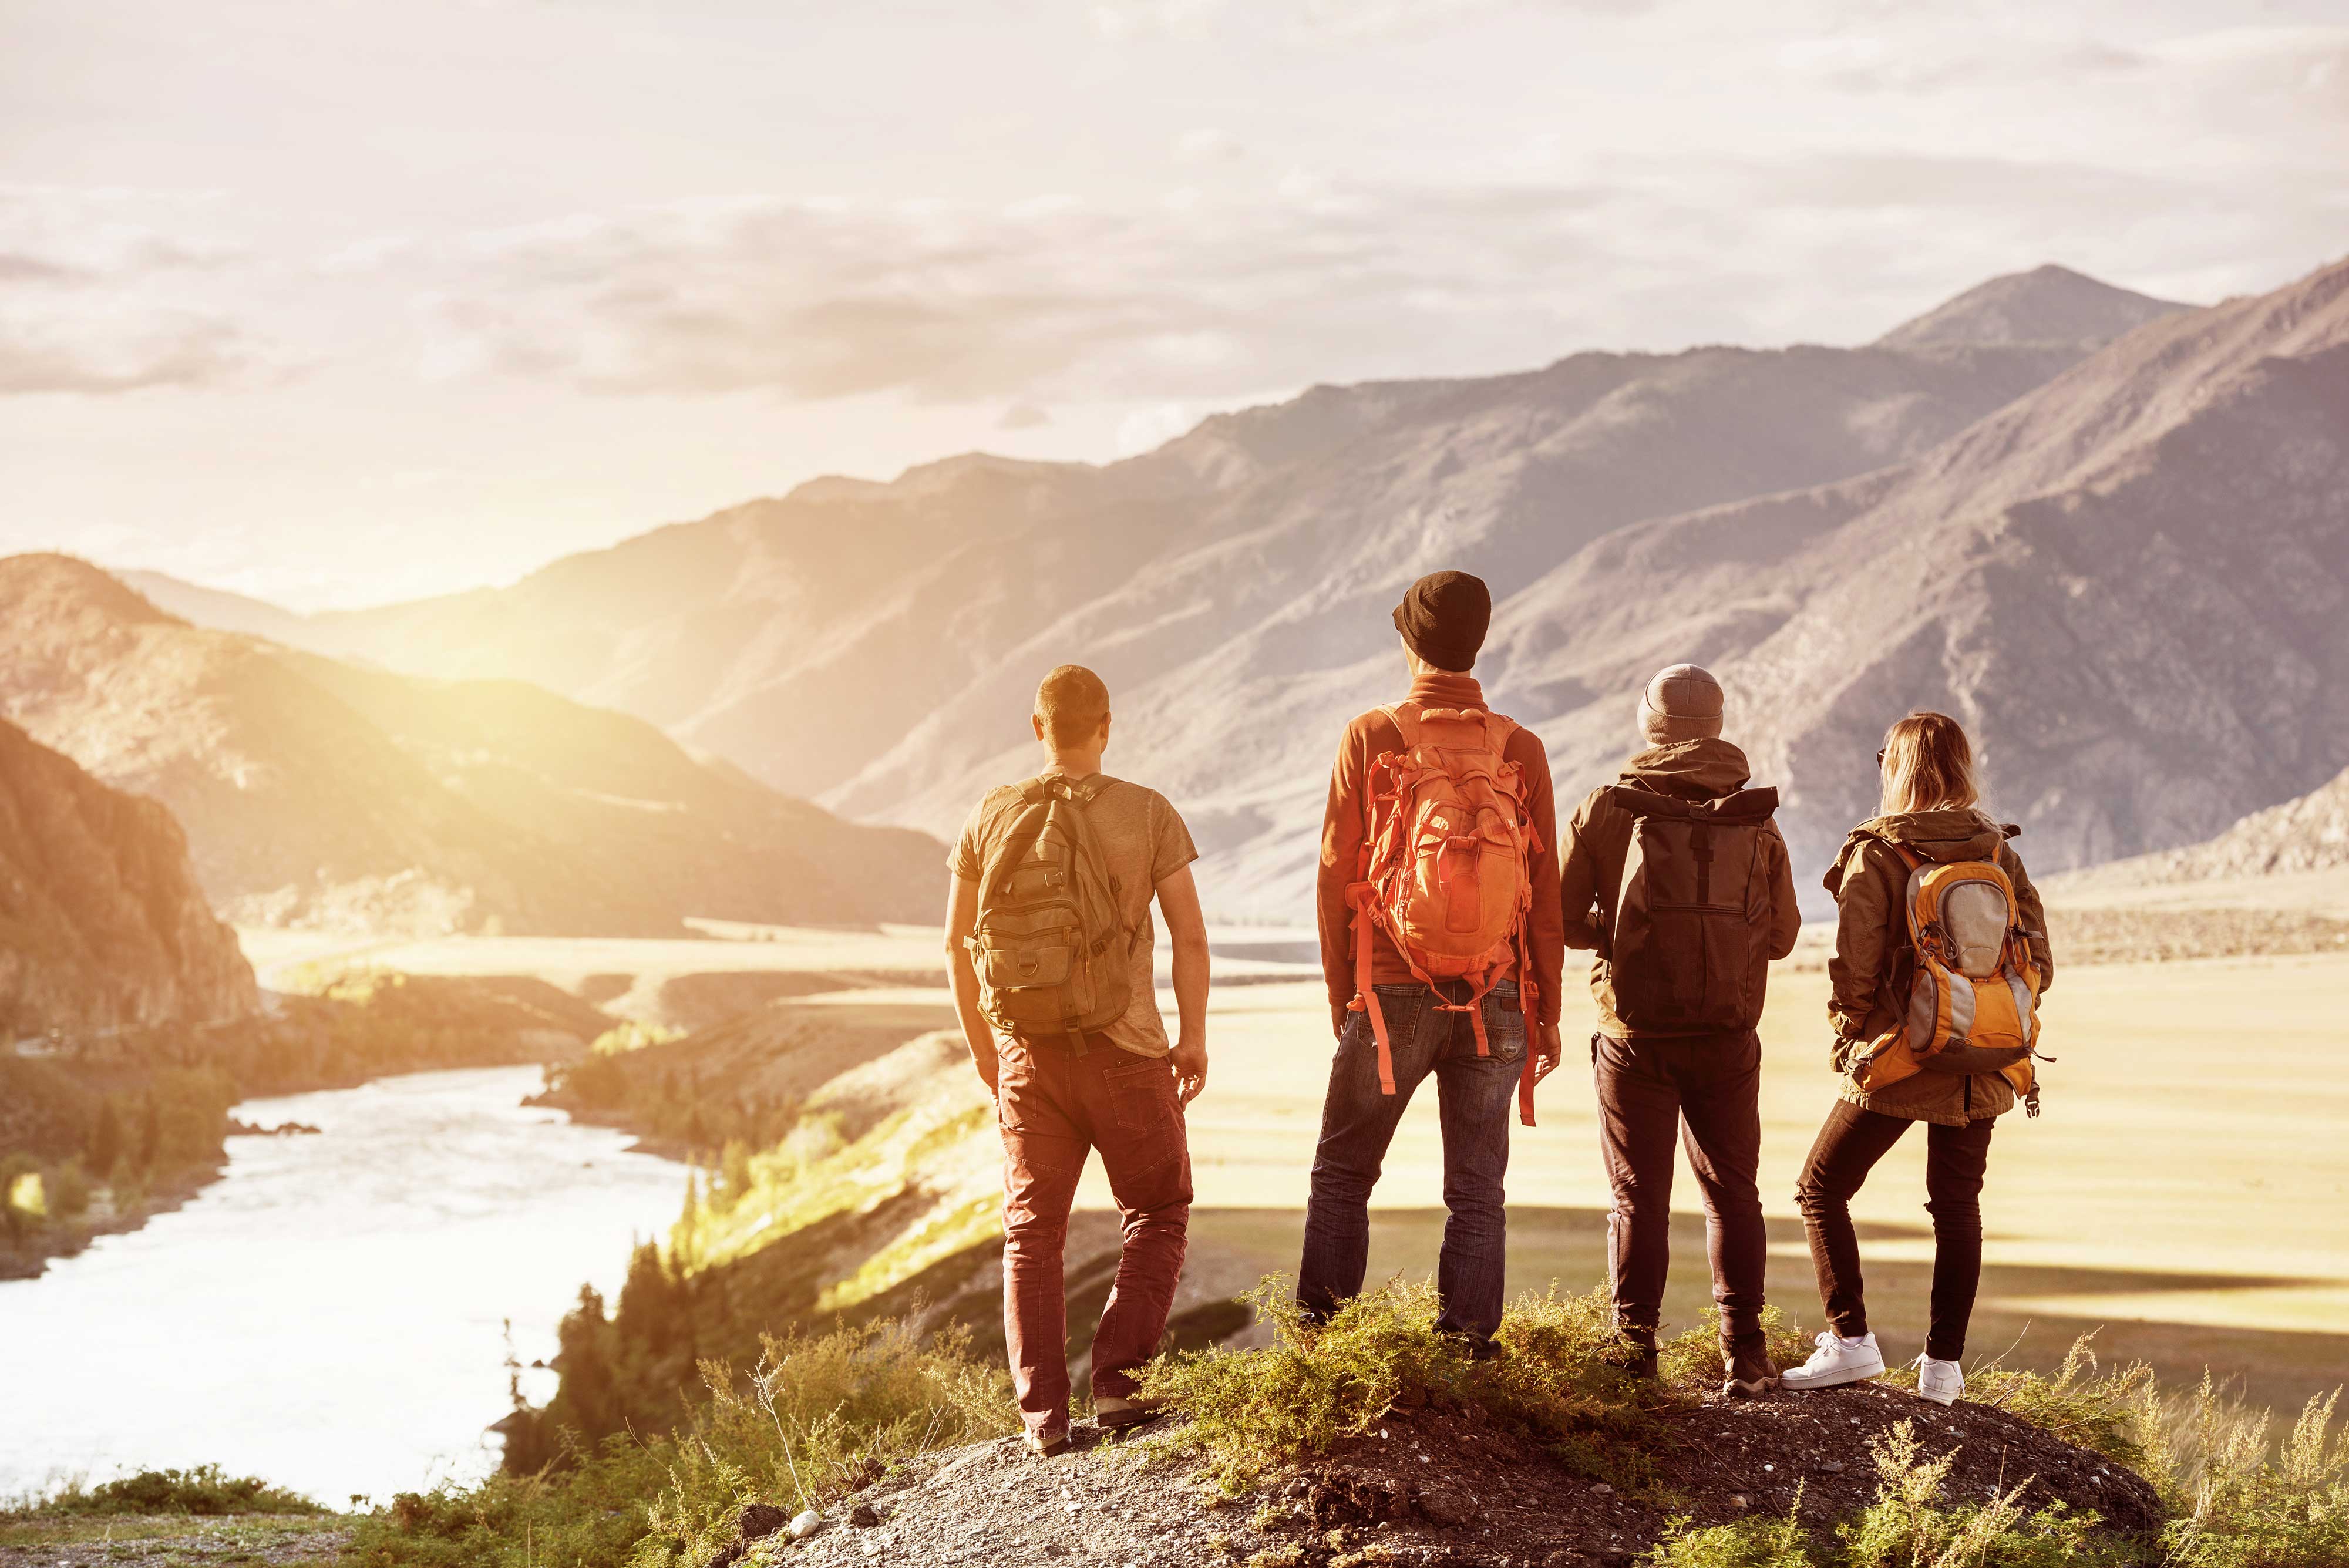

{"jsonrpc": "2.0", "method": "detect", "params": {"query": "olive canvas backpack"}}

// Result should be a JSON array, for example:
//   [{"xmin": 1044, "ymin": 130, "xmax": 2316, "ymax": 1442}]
[{"xmin": 964, "ymin": 773, "xmax": 1138, "ymax": 1050}]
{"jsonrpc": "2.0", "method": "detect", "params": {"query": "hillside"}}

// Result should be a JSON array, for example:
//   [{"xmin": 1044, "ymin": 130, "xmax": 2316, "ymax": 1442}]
[
  {"xmin": 0, "ymin": 555, "xmax": 942, "ymax": 936},
  {"xmin": 0, "ymin": 719, "xmax": 258, "ymax": 1037}
]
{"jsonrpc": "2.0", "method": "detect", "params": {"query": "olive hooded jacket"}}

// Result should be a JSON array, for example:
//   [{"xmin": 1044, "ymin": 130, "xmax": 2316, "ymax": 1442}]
[{"xmin": 1824, "ymin": 808, "xmax": 2056, "ymax": 1126}]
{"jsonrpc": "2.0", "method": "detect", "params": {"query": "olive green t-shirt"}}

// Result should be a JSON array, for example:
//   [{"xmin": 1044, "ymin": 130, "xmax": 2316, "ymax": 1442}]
[{"xmin": 951, "ymin": 769, "xmax": 1199, "ymax": 1058}]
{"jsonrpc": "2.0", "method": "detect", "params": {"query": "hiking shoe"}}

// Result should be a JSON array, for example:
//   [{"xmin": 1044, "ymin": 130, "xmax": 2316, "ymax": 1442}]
[
  {"xmin": 1721, "ymin": 1346, "xmax": 1779, "ymax": 1400},
  {"xmin": 1914, "ymin": 1355, "xmax": 1965, "ymax": 1407},
  {"xmin": 1025, "ymin": 1428, "xmax": 1070, "ymax": 1458},
  {"xmin": 1779, "ymin": 1331, "xmax": 1886, "ymax": 1392},
  {"xmin": 1093, "ymin": 1395, "xmax": 1165, "ymax": 1432},
  {"xmin": 1603, "ymin": 1331, "xmax": 1660, "ymax": 1381}
]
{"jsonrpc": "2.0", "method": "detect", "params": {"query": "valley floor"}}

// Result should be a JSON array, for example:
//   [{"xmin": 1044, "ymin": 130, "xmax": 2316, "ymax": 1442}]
[{"xmin": 312, "ymin": 911, "xmax": 2349, "ymax": 1419}]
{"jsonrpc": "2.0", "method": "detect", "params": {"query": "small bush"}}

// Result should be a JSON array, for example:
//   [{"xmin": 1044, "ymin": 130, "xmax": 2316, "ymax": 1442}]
[
  {"xmin": 1936, "ymin": 1334, "xmax": 2158, "ymax": 1470},
  {"xmin": 1139, "ymin": 1276, "xmax": 1776, "ymax": 1495},
  {"xmin": 1645, "ymin": 1495, "xmax": 1819, "ymax": 1566},
  {"xmin": 2157, "ymin": 1384, "xmax": 2349, "ymax": 1567},
  {"xmin": 631, "ymin": 1317, "xmax": 1012, "ymax": 1565},
  {"xmin": 1835, "ymin": 1421, "xmax": 2117, "ymax": 1568},
  {"xmin": 23, "ymin": 1465, "xmax": 325, "ymax": 1517},
  {"xmin": 348, "ymin": 1315, "xmax": 1011, "ymax": 1568},
  {"xmin": 48, "ymin": 1158, "xmax": 92, "ymax": 1220}
]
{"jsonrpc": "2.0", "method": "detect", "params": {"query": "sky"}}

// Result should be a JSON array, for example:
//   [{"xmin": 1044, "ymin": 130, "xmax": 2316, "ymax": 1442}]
[{"xmin": 3, "ymin": 0, "xmax": 2345, "ymax": 610}]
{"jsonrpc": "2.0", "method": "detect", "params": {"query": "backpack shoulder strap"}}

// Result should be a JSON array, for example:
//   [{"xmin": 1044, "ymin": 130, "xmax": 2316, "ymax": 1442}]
[{"xmin": 975, "ymin": 780, "xmax": 1058, "ymax": 910}]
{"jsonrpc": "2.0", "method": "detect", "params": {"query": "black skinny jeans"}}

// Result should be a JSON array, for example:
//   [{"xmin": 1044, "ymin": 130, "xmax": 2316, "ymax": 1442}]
[
  {"xmin": 1593, "ymin": 1031, "xmax": 1768, "ymax": 1355},
  {"xmin": 1793, "ymin": 1099, "xmax": 1994, "ymax": 1362}
]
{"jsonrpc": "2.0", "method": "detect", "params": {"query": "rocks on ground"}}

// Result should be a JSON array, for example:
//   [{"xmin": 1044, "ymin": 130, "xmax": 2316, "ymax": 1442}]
[{"xmin": 730, "ymin": 1380, "xmax": 2161, "ymax": 1567}]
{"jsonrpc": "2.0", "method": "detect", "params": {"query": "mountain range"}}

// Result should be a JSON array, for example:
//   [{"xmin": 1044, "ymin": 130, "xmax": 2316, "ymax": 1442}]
[
  {"xmin": 0, "ymin": 556, "xmax": 943, "ymax": 936},
  {"xmin": 130, "ymin": 260, "xmax": 2349, "ymax": 917}
]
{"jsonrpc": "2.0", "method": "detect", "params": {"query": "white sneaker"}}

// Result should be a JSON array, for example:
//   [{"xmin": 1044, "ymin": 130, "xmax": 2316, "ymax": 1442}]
[
  {"xmin": 1779, "ymin": 1330, "xmax": 1886, "ymax": 1391},
  {"xmin": 1914, "ymin": 1355, "xmax": 1964, "ymax": 1406}
]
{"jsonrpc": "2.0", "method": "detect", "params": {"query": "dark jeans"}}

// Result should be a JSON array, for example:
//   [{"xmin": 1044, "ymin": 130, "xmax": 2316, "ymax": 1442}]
[
  {"xmin": 998, "ymin": 1032, "xmax": 1193, "ymax": 1442},
  {"xmin": 1793, "ymin": 1099, "xmax": 1995, "ymax": 1362},
  {"xmin": 1298, "ymin": 980, "xmax": 1524, "ymax": 1352},
  {"xmin": 1593, "ymin": 1030, "xmax": 1768, "ymax": 1355}
]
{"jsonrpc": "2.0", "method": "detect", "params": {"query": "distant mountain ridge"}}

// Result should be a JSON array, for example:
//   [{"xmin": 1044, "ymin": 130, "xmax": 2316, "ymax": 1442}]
[
  {"xmin": 1873, "ymin": 264, "xmax": 2188, "ymax": 349},
  {"xmin": 0, "ymin": 556, "xmax": 943, "ymax": 935},
  {"xmin": 0, "ymin": 718, "xmax": 257, "ymax": 1035},
  {"xmin": 130, "ymin": 260, "xmax": 2349, "ymax": 918}
]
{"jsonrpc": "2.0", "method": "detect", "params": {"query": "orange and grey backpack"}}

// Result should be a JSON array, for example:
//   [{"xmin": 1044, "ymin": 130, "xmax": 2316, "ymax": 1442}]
[
  {"xmin": 964, "ymin": 773, "xmax": 1138, "ymax": 1052},
  {"xmin": 1344, "ymin": 702, "xmax": 1542, "ymax": 1125},
  {"xmin": 1849, "ymin": 838, "xmax": 2048, "ymax": 1115}
]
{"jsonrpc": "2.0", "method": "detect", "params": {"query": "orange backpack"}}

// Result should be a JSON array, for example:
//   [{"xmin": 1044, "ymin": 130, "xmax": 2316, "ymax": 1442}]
[
  {"xmin": 1344, "ymin": 703, "xmax": 1542, "ymax": 1125},
  {"xmin": 1849, "ymin": 844, "xmax": 2047, "ymax": 1115}
]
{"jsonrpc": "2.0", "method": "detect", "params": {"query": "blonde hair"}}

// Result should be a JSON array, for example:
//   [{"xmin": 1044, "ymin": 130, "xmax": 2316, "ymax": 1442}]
[{"xmin": 1879, "ymin": 711, "xmax": 1980, "ymax": 816}]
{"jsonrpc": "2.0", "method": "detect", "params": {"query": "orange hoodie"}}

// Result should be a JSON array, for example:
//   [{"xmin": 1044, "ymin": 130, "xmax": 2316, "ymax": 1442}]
[{"xmin": 1315, "ymin": 674, "xmax": 1565, "ymax": 1027}]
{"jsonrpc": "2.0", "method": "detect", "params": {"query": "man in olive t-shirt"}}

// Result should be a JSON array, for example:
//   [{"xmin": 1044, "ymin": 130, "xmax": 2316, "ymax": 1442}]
[{"xmin": 944, "ymin": 664, "xmax": 1210, "ymax": 1456}]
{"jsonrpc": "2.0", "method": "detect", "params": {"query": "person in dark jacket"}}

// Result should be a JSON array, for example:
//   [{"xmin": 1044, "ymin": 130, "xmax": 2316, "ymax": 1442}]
[
  {"xmin": 1782, "ymin": 710, "xmax": 2054, "ymax": 1408},
  {"xmin": 1559, "ymin": 664, "xmax": 1800, "ymax": 1398}
]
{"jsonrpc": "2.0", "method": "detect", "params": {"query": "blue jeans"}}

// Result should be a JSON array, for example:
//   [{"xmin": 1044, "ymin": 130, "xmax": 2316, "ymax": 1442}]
[{"xmin": 1297, "ymin": 979, "xmax": 1525, "ymax": 1352}]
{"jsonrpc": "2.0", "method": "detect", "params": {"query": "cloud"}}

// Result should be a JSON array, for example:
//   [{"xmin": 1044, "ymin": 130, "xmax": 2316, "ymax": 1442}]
[
  {"xmin": 399, "ymin": 183, "xmax": 1638, "ymax": 404},
  {"xmin": 997, "ymin": 402, "xmax": 1052, "ymax": 429},
  {"xmin": 0, "ymin": 189, "xmax": 263, "ymax": 395}
]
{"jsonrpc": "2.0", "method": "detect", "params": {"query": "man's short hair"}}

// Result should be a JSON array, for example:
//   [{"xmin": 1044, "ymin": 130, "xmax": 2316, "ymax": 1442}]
[{"xmin": 1035, "ymin": 664, "xmax": 1110, "ymax": 746}]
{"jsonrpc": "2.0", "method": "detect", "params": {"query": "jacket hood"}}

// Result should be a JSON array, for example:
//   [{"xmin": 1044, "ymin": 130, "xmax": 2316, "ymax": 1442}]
[
  {"xmin": 1618, "ymin": 738, "xmax": 1752, "ymax": 800},
  {"xmin": 1859, "ymin": 809, "xmax": 2017, "ymax": 862},
  {"xmin": 1824, "ymin": 810, "xmax": 2018, "ymax": 894}
]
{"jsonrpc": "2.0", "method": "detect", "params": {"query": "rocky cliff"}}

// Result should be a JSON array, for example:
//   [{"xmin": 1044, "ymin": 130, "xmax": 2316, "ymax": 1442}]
[{"xmin": 0, "ymin": 718, "xmax": 258, "ymax": 1037}]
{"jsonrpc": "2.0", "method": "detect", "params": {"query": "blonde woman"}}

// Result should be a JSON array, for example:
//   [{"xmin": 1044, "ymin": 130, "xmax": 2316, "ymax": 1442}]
[{"xmin": 1780, "ymin": 712, "xmax": 2054, "ymax": 1406}]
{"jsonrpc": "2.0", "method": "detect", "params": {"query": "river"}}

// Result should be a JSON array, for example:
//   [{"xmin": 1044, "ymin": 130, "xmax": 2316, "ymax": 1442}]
[{"xmin": 0, "ymin": 1066, "xmax": 685, "ymax": 1505}]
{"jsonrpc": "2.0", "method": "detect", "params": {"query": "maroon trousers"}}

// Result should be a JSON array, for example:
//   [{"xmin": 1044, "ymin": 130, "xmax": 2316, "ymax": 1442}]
[{"xmin": 997, "ymin": 1033, "xmax": 1192, "ymax": 1441}]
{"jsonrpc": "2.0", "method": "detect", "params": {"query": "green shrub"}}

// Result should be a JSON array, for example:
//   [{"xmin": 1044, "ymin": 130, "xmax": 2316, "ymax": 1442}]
[
  {"xmin": 1645, "ymin": 1497, "xmax": 1820, "ymax": 1566},
  {"xmin": 631, "ymin": 1317, "xmax": 1012, "ymax": 1566},
  {"xmin": 48, "ymin": 1158, "xmax": 92, "ymax": 1220},
  {"xmin": 1835, "ymin": 1421, "xmax": 2119, "ymax": 1567},
  {"xmin": 349, "ymin": 1316, "xmax": 1011, "ymax": 1568},
  {"xmin": 1138, "ymin": 1276, "xmax": 1783, "ymax": 1495},
  {"xmin": 1897, "ymin": 1334, "xmax": 2157, "ymax": 1471},
  {"xmin": 21, "ymin": 1465, "xmax": 325, "ymax": 1517},
  {"xmin": 348, "ymin": 1438, "xmax": 671, "ymax": 1568},
  {"xmin": 2156, "ymin": 1384, "xmax": 2349, "ymax": 1567}
]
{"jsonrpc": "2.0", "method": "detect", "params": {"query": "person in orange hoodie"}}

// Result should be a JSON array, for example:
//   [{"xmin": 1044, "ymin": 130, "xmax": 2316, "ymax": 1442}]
[{"xmin": 1299, "ymin": 571, "xmax": 1565, "ymax": 1357}]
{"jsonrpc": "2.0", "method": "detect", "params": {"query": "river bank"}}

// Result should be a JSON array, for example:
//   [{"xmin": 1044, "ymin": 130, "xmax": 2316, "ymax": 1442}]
[
  {"xmin": 0, "ymin": 1065, "xmax": 688, "ymax": 1505},
  {"xmin": 0, "ymin": 970, "xmax": 618, "ymax": 1281}
]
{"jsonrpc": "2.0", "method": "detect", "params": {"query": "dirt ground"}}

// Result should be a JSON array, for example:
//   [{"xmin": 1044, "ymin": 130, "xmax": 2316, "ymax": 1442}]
[
  {"xmin": 759, "ymin": 1379, "xmax": 2160, "ymax": 1568},
  {"xmin": 0, "ymin": 1516, "xmax": 346, "ymax": 1568}
]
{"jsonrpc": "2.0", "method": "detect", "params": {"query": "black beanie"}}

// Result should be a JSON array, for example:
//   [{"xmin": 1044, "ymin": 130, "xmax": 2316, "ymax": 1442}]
[{"xmin": 1392, "ymin": 570, "xmax": 1491, "ymax": 672}]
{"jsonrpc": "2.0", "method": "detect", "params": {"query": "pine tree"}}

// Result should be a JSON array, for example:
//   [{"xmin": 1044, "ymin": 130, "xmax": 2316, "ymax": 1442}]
[
  {"xmin": 138, "ymin": 1095, "xmax": 162, "ymax": 1173},
  {"xmin": 719, "ymin": 1138, "xmax": 753, "ymax": 1212},
  {"xmin": 89, "ymin": 1098, "xmax": 122, "ymax": 1177}
]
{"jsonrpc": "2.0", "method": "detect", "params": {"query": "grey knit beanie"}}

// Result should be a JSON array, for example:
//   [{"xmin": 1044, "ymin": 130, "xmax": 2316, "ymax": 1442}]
[{"xmin": 1638, "ymin": 664, "xmax": 1724, "ymax": 745}]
